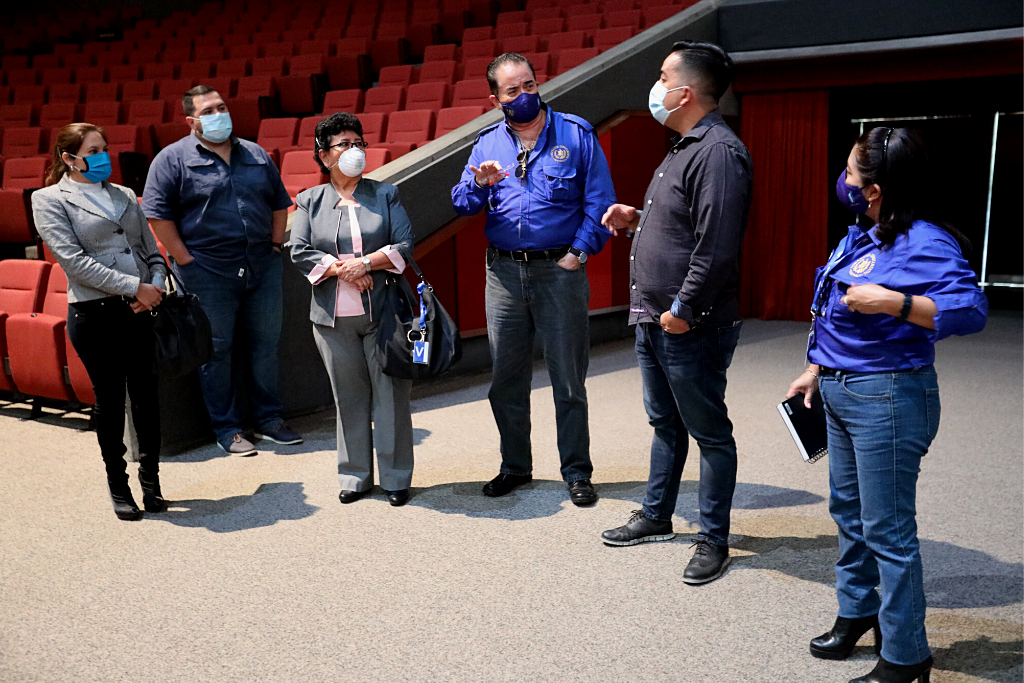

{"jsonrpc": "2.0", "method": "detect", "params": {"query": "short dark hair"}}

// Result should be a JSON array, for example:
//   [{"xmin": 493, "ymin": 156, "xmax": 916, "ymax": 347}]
[
  {"xmin": 670, "ymin": 40, "xmax": 734, "ymax": 103},
  {"xmin": 486, "ymin": 53, "xmax": 536, "ymax": 97},
  {"xmin": 183, "ymin": 85, "xmax": 217, "ymax": 116},
  {"xmin": 313, "ymin": 112, "xmax": 364, "ymax": 173}
]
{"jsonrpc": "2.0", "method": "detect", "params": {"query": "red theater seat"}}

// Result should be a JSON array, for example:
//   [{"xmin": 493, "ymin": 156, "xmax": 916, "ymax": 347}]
[
  {"xmin": 0, "ymin": 157, "xmax": 46, "ymax": 245},
  {"xmin": 363, "ymin": 86, "xmax": 405, "ymax": 114},
  {"xmin": 369, "ymin": 39, "xmax": 408, "ymax": 72},
  {"xmin": 363, "ymin": 147, "xmax": 391, "ymax": 173},
  {"xmin": 217, "ymin": 58, "xmax": 251, "ymax": 79},
  {"xmin": 2, "ymin": 128, "xmax": 43, "ymax": 158},
  {"xmin": 0, "ymin": 259, "xmax": 51, "ymax": 392},
  {"xmin": 81, "ymin": 101, "xmax": 121, "ymax": 125},
  {"xmin": 121, "ymin": 81, "xmax": 157, "ymax": 103},
  {"xmin": 461, "ymin": 57, "xmax": 493, "ymax": 81},
  {"xmin": 462, "ymin": 40, "xmax": 499, "ymax": 60},
  {"xmin": 435, "ymin": 106, "xmax": 487, "ymax": 136},
  {"xmin": 180, "ymin": 62, "xmax": 215, "ymax": 82},
  {"xmin": 406, "ymin": 83, "xmax": 450, "ymax": 112},
  {"xmin": 555, "ymin": 47, "xmax": 599, "ymax": 74},
  {"xmin": 322, "ymin": 89, "xmax": 364, "ymax": 114},
  {"xmin": 530, "ymin": 18, "xmax": 566, "ymax": 34},
  {"xmin": 371, "ymin": 141, "xmax": 416, "ymax": 158},
  {"xmin": 498, "ymin": 22, "xmax": 530, "ymax": 39},
  {"xmin": 252, "ymin": 57, "xmax": 288, "ymax": 78},
  {"xmin": 143, "ymin": 63, "xmax": 176, "ymax": 81},
  {"xmin": 496, "ymin": 11, "xmax": 528, "ymax": 26},
  {"xmin": 643, "ymin": 5, "xmax": 681, "ymax": 26},
  {"xmin": 257, "ymin": 117, "xmax": 299, "ymax": 164},
  {"xmin": 546, "ymin": 31, "xmax": 589, "ymax": 53},
  {"xmin": 385, "ymin": 109, "xmax": 435, "ymax": 144},
  {"xmin": 41, "ymin": 67, "xmax": 74, "ymax": 85},
  {"xmin": 567, "ymin": 14, "xmax": 603, "ymax": 33},
  {"xmin": 419, "ymin": 60, "xmax": 458, "ymax": 85},
  {"xmin": 74, "ymin": 66, "xmax": 108, "ymax": 84},
  {"xmin": 222, "ymin": 97, "xmax": 263, "ymax": 140},
  {"xmin": 264, "ymin": 43, "xmax": 297, "ymax": 59},
  {"xmin": 13, "ymin": 86, "xmax": 46, "ymax": 109},
  {"xmin": 236, "ymin": 76, "xmax": 276, "ymax": 99},
  {"xmin": 6, "ymin": 264, "xmax": 76, "ymax": 402},
  {"xmin": 462, "ymin": 27, "xmax": 494, "ymax": 42},
  {"xmin": 157, "ymin": 79, "xmax": 197, "ymax": 100},
  {"xmin": 5, "ymin": 69, "xmax": 39, "ymax": 88},
  {"xmin": 280, "ymin": 150, "xmax": 326, "ymax": 199},
  {"xmin": 379, "ymin": 65, "xmax": 418, "ymax": 88},
  {"xmin": 451, "ymin": 80, "xmax": 493, "ymax": 109},
  {"xmin": 152, "ymin": 120, "xmax": 191, "ymax": 151},
  {"xmin": 356, "ymin": 112, "xmax": 388, "ymax": 145},
  {"xmin": 38, "ymin": 104, "xmax": 76, "ymax": 136},
  {"xmin": 594, "ymin": 26, "xmax": 635, "ymax": 51},
  {"xmin": 47, "ymin": 84, "xmax": 82, "ymax": 105},
  {"xmin": 423, "ymin": 44, "xmax": 460, "ymax": 63},
  {"xmin": 502, "ymin": 35, "xmax": 541, "ymax": 54},
  {"xmin": 605, "ymin": 9, "xmax": 643, "ymax": 30}
]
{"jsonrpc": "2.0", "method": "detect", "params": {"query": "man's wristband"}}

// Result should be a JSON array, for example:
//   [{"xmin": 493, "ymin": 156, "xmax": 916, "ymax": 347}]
[
  {"xmin": 271, "ymin": 241, "xmax": 284, "ymax": 250},
  {"xmin": 568, "ymin": 247, "xmax": 588, "ymax": 264},
  {"xmin": 897, "ymin": 293, "xmax": 913, "ymax": 321}
]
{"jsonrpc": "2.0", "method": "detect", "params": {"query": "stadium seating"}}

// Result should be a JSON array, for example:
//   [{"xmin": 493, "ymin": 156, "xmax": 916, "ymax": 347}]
[
  {"xmin": 0, "ymin": 259, "xmax": 51, "ymax": 392},
  {"xmin": 322, "ymin": 89, "xmax": 364, "ymax": 114},
  {"xmin": 280, "ymin": 150, "xmax": 327, "ymax": 200},
  {"xmin": 435, "ymin": 106, "xmax": 487, "ymax": 137}
]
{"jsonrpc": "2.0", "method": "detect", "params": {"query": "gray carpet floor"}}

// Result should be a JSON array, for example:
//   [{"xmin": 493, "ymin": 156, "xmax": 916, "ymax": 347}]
[{"xmin": 1, "ymin": 315, "xmax": 1021, "ymax": 683}]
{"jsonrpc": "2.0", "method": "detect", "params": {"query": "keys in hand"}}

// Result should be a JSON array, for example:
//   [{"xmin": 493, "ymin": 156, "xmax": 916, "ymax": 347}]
[{"xmin": 470, "ymin": 160, "xmax": 507, "ymax": 187}]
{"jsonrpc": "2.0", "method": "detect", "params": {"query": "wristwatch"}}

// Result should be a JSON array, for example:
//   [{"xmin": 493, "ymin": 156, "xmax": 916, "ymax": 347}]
[
  {"xmin": 361, "ymin": 256, "xmax": 372, "ymax": 273},
  {"xmin": 568, "ymin": 247, "xmax": 588, "ymax": 264}
]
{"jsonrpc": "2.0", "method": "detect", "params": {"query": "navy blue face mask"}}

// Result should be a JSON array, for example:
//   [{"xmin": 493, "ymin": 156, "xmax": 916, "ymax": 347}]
[
  {"xmin": 502, "ymin": 91, "xmax": 542, "ymax": 124},
  {"xmin": 836, "ymin": 169, "xmax": 871, "ymax": 214}
]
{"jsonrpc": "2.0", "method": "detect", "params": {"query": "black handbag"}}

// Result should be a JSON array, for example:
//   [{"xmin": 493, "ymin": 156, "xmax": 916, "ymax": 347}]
[
  {"xmin": 375, "ymin": 257, "xmax": 461, "ymax": 379},
  {"xmin": 150, "ymin": 270, "xmax": 214, "ymax": 377}
]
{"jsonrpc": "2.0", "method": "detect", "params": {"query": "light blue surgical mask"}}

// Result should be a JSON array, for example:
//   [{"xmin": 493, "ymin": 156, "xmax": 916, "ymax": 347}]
[
  {"xmin": 68, "ymin": 151, "xmax": 112, "ymax": 183},
  {"xmin": 648, "ymin": 81, "xmax": 686, "ymax": 125},
  {"xmin": 198, "ymin": 112, "xmax": 233, "ymax": 143}
]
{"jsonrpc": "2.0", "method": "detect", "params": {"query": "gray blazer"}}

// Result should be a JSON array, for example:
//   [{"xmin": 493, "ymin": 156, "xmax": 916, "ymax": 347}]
[
  {"xmin": 31, "ymin": 176, "xmax": 167, "ymax": 303},
  {"xmin": 289, "ymin": 179, "xmax": 414, "ymax": 327}
]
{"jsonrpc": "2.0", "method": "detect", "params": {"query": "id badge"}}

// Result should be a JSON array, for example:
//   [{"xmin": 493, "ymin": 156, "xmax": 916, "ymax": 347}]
[{"xmin": 413, "ymin": 340, "xmax": 430, "ymax": 365}]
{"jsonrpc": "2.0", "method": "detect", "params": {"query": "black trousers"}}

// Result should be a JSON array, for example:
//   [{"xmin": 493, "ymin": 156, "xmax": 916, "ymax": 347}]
[{"xmin": 66, "ymin": 297, "xmax": 161, "ymax": 482}]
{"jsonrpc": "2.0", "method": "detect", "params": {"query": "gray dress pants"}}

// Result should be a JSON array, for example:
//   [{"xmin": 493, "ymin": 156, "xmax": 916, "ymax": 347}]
[{"xmin": 312, "ymin": 314, "xmax": 414, "ymax": 492}]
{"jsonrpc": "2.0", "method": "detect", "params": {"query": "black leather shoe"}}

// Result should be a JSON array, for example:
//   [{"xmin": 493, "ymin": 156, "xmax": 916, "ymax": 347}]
[
  {"xmin": 138, "ymin": 459, "xmax": 167, "ymax": 513},
  {"xmin": 601, "ymin": 510, "xmax": 675, "ymax": 546},
  {"xmin": 338, "ymin": 490, "xmax": 368, "ymax": 504},
  {"xmin": 682, "ymin": 540, "xmax": 730, "ymax": 584},
  {"xmin": 811, "ymin": 615, "xmax": 881, "ymax": 660},
  {"xmin": 482, "ymin": 473, "xmax": 532, "ymax": 497},
  {"xmin": 568, "ymin": 479, "xmax": 598, "ymax": 506},
  {"xmin": 386, "ymin": 489, "xmax": 410, "ymax": 506},
  {"xmin": 850, "ymin": 656, "xmax": 932, "ymax": 683}
]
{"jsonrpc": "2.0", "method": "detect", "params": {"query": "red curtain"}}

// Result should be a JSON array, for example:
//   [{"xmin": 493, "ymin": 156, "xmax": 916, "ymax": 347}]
[{"xmin": 738, "ymin": 90, "xmax": 829, "ymax": 321}]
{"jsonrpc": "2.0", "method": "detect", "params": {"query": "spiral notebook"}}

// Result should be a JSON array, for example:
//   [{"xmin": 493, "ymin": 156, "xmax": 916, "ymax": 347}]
[{"xmin": 777, "ymin": 393, "xmax": 828, "ymax": 463}]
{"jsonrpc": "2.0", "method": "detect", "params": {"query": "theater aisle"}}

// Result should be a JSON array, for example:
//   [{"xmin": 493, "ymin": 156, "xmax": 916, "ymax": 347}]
[{"xmin": 0, "ymin": 316, "xmax": 1020, "ymax": 683}]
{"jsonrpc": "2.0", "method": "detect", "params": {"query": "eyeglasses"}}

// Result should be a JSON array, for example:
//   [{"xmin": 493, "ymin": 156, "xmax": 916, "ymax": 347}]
[
  {"xmin": 327, "ymin": 140, "xmax": 368, "ymax": 152},
  {"xmin": 514, "ymin": 149, "xmax": 528, "ymax": 179}
]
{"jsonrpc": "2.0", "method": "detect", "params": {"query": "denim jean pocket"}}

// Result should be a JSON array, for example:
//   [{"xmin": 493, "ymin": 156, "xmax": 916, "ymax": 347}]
[
  {"xmin": 485, "ymin": 247, "xmax": 495, "ymax": 270},
  {"xmin": 840, "ymin": 373, "xmax": 892, "ymax": 401},
  {"xmin": 925, "ymin": 387, "xmax": 941, "ymax": 444}
]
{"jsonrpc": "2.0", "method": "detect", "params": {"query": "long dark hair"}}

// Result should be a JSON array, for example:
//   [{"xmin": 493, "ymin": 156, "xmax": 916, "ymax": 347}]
[
  {"xmin": 45, "ymin": 123, "xmax": 107, "ymax": 187},
  {"xmin": 852, "ymin": 127, "xmax": 971, "ymax": 255}
]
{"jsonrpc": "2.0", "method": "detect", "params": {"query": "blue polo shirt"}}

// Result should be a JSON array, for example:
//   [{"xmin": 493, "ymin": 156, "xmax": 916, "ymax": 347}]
[
  {"xmin": 808, "ymin": 219, "xmax": 988, "ymax": 372},
  {"xmin": 451, "ymin": 107, "xmax": 616, "ymax": 256},
  {"xmin": 141, "ymin": 132, "xmax": 293, "ymax": 279}
]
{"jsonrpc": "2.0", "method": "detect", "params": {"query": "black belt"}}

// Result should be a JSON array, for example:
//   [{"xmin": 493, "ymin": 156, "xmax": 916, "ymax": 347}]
[
  {"xmin": 492, "ymin": 246, "xmax": 570, "ymax": 262},
  {"xmin": 817, "ymin": 365, "xmax": 845, "ymax": 376},
  {"xmin": 818, "ymin": 365, "xmax": 916, "ymax": 376}
]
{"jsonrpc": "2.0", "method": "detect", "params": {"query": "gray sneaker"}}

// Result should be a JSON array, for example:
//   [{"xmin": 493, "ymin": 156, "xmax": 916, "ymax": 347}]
[{"xmin": 218, "ymin": 433, "xmax": 258, "ymax": 456}]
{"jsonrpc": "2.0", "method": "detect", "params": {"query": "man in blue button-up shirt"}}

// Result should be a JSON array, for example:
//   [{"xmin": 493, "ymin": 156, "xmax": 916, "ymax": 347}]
[
  {"xmin": 451, "ymin": 53, "xmax": 616, "ymax": 505},
  {"xmin": 143, "ymin": 85, "xmax": 301, "ymax": 456}
]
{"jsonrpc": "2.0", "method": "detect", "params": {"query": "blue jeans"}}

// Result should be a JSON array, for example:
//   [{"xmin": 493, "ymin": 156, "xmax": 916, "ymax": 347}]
[
  {"xmin": 820, "ymin": 366, "xmax": 939, "ymax": 666},
  {"xmin": 636, "ymin": 321, "xmax": 742, "ymax": 546},
  {"xmin": 175, "ymin": 257, "xmax": 285, "ymax": 443},
  {"xmin": 484, "ymin": 248, "xmax": 592, "ymax": 482}
]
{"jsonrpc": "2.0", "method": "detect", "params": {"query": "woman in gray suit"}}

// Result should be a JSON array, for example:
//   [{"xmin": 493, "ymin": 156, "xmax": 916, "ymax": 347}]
[
  {"xmin": 31, "ymin": 123, "xmax": 168, "ymax": 521},
  {"xmin": 290, "ymin": 112, "xmax": 416, "ymax": 507}
]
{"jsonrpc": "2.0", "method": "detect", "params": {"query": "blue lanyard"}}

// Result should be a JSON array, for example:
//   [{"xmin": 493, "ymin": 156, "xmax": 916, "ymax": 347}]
[
  {"xmin": 416, "ymin": 281, "xmax": 428, "ymax": 335},
  {"xmin": 811, "ymin": 233, "xmax": 855, "ymax": 318}
]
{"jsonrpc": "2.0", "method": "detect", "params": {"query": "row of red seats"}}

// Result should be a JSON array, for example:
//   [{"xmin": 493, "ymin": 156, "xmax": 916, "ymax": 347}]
[
  {"xmin": 257, "ymin": 106, "xmax": 487, "ymax": 162},
  {"xmin": 324, "ymin": 81, "xmax": 493, "ymax": 115},
  {"xmin": 0, "ymin": 121, "xmax": 186, "ymax": 164},
  {"xmin": 0, "ymin": 158, "xmax": 48, "ymax": 244},
  {"xmin": 0, "ymin": 260, "xmax": 95, "ymax": 406}
]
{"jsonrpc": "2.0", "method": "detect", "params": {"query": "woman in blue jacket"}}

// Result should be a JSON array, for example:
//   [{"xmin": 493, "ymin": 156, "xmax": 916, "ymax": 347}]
[{"xmin": 787, "ymin": 128, "xmax": 987, "ymax": 683}]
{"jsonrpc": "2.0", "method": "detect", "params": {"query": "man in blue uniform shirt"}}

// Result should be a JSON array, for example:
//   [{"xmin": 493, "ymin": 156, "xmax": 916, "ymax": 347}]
[{"xmin": 451, "ymin": 53, "xmax": 616, "ymax": 505}]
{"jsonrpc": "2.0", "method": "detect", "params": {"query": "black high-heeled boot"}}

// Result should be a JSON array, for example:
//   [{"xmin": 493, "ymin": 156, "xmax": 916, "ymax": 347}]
[
  {"xmin": 138, "ymin": 455, "xmax": 167, "ymax": 513},
  {"xmin": 107, "ymin": 474, "xmax": 142, "ymax": 521},
  {"xmin": 850, "ymin": 655, "xmax": 932, "ymax": 683},
  {"xmin": 810, "ymin": 615, "xmax": 881, "ymax": 660}
]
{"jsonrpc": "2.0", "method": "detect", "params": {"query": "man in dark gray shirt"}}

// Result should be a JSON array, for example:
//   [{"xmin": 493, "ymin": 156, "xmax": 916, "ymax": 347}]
[{"xmin": 600, "ymin": 41, "xmax": 752, "ymax": 585}]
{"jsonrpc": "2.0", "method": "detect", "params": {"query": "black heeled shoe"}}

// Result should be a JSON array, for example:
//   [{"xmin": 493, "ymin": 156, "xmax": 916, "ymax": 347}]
[
  {"xmin": 108, "ymin": 476, "xmax": 142, "ymax": 521},
  {"xmin": 850, "ymin": 655, "xmax": 932, "ymax": 683},
  {"xmin": 810, "ymin": 615, "xmax": 881, "ymax": 660},
  {"xmin": 138, "ymin": 458, "xmax": 167, "ymax": 513}
]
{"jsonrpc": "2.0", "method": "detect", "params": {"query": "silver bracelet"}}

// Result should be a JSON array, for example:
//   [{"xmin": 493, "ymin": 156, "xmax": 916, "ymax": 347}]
[{"xmin": 806, "ymin": 368, "xmax": 819, "ymax": 378}]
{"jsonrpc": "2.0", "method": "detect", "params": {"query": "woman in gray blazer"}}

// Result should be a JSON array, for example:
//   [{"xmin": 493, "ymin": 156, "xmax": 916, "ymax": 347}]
[
  {"xmin": 289, "ymin": 112, "xmax": 416, "ymax": 507},
  {"xmin": 31, "ymin": 123, "xmax": 168, "ymax": 521}
]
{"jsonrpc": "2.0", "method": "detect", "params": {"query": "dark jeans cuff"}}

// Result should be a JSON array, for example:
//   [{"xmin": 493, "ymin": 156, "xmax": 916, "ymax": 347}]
[
  {"xmin": 697, "ymin": 533, "xmax": 729, "ymax": 547},
  {"xmin": 499, "ymin": 466, "xmax": 532, "ymax": 476}
]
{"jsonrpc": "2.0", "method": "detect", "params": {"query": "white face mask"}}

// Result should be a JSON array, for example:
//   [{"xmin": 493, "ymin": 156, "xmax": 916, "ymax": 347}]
[
  {"xmin": 337, "ymin": 147, "xmax": 366, "ymax": 177},
  {"xmin": 648, "ymin": 82, "xmax": 686, "ymax": 125}
]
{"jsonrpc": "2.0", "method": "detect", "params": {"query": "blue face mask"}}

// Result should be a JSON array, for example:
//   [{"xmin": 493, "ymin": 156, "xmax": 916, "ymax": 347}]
[
  {"xmin": 69, "ymin": 151, "xmax": 112, "ymax": 183},
  {"xmin": 648, "ymin": 81, "xmax": 686, "ymax": 125},
  {"xmin": 198, "ymin": 111, "xmax": 233, "ymax": 143},
  {"xmin": 502, "ymin": 91, "xmax": 542, "ymax": 124},
  {"xmin": 836, "ymin": 169, "xmax": 871, "ymax": 214}
]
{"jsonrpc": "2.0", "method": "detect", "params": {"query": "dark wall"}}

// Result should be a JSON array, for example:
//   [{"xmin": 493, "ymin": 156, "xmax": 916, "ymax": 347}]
[{"xmin": 719, "ymin": 0, "xmax": 1024, "ymax": 52}]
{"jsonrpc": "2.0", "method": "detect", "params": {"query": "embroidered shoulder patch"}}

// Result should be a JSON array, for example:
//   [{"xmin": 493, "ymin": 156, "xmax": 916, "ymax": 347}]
[{"xmin": 849, "ymin": 254, "xmax": 876, "ymax": 277}]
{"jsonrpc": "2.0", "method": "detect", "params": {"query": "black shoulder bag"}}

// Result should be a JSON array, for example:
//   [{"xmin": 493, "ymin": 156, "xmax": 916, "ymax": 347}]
[
  {"xmin": 375, "ymin": 257, "xmax": 461, "ymax": 379},
  {"xmin": 150, "ymin": 268, "xmax": 214, "ymax": 377}
]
